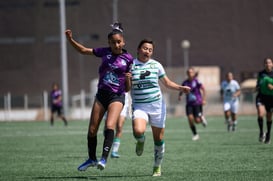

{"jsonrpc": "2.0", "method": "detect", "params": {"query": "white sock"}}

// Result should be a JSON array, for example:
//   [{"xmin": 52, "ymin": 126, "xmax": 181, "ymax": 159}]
[
  {"xmin": 112, "ymin": 138, "xmax": 120, "ymax": 152},
  {"xmin": 154, "ymin": 143, "xmax": 165, "ymax": 167}
]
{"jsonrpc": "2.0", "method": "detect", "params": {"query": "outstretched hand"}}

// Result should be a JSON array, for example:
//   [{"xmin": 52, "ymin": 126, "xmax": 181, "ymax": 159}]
[
  {"xmin": 65, "ymin": 29, "xmax": 72, "ymax": 39},
  {"xmin": 125, "ymin": 72, "xmax": 132, "ymax": 80},
  {"xmin": 181, "ymin": 86, "xmax": 191, "ymax": 94},
  {"xmin": 268, "ymin": 83, "xmax": 273, "ymax": 90}
]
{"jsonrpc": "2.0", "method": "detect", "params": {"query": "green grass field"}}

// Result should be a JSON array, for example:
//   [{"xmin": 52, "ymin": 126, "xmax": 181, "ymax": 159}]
[{"xmin": 0, "ymin": 115, "xmax": 273, "ymax": 181}]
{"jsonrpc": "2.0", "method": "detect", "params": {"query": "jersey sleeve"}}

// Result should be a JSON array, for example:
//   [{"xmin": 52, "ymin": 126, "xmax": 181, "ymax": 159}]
[
  {"xmin": 196, "ymin": 79, "xmax": 203, "ymax": 88},
  {"xmin": 125, "ymin": 54, "xmax": 134, "ymax": 72},
  {"xmin": 92, "ymin": 47, "xmax": 110, "ymax": 57},
  {"xmin": 234, "ymin": 81, "xmax": 240, "ymax": 90},
  {"xmin": 157, "ymin": 61, "xmax": 166, "ymax": 79}
]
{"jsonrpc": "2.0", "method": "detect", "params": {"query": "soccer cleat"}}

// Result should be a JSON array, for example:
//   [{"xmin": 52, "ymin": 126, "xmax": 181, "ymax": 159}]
[
  {"xmin": 152, "ymin": 166, "xmax": 161, "ymax": 177},
  {"xmin": 259, "ymin": 132, "xmax": 266, "ymax": 142},
  {"xmin": 77, "ymin": 159, "xmax": 97, "ymax": 171},
  {"xmin": 97, "ymin": 158, "xmax": 107, "ymax": 170},
  {"xmin": 232, "ymin": 124, "xmax": 236, "ymax": 132},
  {"xmin": 264, "ymin": 133, "xmax": 271, "ymax": 144},
  {"xmin": 192, "ymin": 134, "xmax": 200, "ymax": 141},
  {"xmin": 201, "ymin": 116, "xmax": 208, "ymax": 127},
  {"xmin": 111, "ymin": 152, "xmax": 120, "ymax": 158},
  {"xmin": 227, "ymin": 122, "xmax": 232, "ymax": 132},
  {"xmin": 136, "ymin": 137, "xmax": 145, "ymax": 156}
]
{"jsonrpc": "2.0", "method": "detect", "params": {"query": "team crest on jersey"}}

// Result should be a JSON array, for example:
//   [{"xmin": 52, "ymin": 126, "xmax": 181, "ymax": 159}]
[
  {"xmin": 191, "ymin": 81, "xmax": 196, "ymax": 88},
  {"xmin": 107, "ymin": 54, "xmax": 112, "ymax": 59},
  {"xmin": 150, "ymin": 63, "xmax": 156, "ymax": 69},
  {"xmin": 121, "ymin": 59, "xmax": 127, "ymax": 66},
  {"xmin": 133, "ymin": 64, "xmax": 140, "ymax": 69}
]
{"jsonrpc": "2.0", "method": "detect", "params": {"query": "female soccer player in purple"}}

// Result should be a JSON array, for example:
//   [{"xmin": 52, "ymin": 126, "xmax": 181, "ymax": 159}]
[
  {"xmin": 50, "ymin": 82, "xmax": 68, "ymax": 126},
  {"xmin": 178, "ymin": 67, "xmax": 207, "ymax": 141},
  {"xmin": 65, "ymin": 23, "xmax": 133, "ymax": 171}
]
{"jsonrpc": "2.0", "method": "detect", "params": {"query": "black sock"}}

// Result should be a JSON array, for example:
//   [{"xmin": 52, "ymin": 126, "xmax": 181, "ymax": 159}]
[
  {"xmin": 62, "ymin": 117, "xmax": 68, "ymax": 125},
  {"xmin": 258, "ymin": 117, "xmax": 263, "ymax": 135},
  {"xmin": 50, "ymin": 118, "xmax": 54, "ymax": 125},
  {"xmin": 190, "ymin": 125, "xmax": 197, "ymax": 135},
  {"xmin": 87, "ymin": 135, "xmax": 97, "ymax": 161},
  {"xmin": 102, "ymin": 129, "xmax": 114, "ymax": 160},
  {"xmin": 267, "ymin": 121, "xmax": 272, "ymax": 136}
]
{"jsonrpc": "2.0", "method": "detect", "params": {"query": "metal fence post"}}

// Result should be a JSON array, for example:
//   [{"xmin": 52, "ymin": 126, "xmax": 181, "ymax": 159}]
[
  {"xmin": 24, "ymin": 94, "xmax": 28, "ymax": 110},
  {"xmin": 43, "ymin": 91, "xmax": 48, "ymax": 121},
  {"xmin": 80, "ymin": 90, "xmax": 85, "ymax": 119}
]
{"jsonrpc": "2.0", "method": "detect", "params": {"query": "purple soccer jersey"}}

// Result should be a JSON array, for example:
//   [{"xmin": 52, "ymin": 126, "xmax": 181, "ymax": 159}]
[
  {"xmin": 182, "ymin": 78, "xmax": 203, "ymax": 106},
  {"xmin": 93, "ymin": 47, "xmax": 133, "ymax": 94},
  {"xmin": 51, "ymin": 89, "xmax": 62, "ymax": 107}
]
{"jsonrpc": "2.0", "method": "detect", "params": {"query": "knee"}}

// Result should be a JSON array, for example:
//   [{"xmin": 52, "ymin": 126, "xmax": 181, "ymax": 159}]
[
  {"xmin": 133, "ymin": 127, "xmax": 144, "ymax": 137},
  {"xmin": 195, "ymin": 118, "xmax": 201, "ymax": 123},
  {"xmin": 133, "ymin": 130, "xmax": 142, "ymax": 137},
  {"xmin": 88, "ymin": 126, "xmax": 98, "ymax": 137}
]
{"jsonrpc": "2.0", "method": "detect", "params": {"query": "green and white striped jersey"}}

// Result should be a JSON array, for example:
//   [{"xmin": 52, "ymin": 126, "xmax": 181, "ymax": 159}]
[{"xmin": 131, "ymin": 58, "xmax": 166, "ymax": 104}]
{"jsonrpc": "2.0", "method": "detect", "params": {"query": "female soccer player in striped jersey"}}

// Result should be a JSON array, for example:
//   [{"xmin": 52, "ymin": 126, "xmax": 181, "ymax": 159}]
[
  {"xmin": 65, "ymin": 23, "xmax": 133, "ymax": 171},
  {"xmin": 130, "ymin": 38, "xmax": 190, "ymax": 176},
  {"xmin": 220, "ymin": 72, "xmax": 241, "ymax": 132}
]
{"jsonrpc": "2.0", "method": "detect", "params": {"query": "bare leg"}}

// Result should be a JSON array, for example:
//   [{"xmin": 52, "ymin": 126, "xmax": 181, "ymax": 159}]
[
  {"xmin": 133, "ymin": 118, "xmax": 147, "ymax": 156},
  {"xmin": 87, "ymin": 99, "xmax": 106, "ymax": 160},
  {"xmin": 101, "ymin": 101, "xmax": 123, "ymax": 160}
]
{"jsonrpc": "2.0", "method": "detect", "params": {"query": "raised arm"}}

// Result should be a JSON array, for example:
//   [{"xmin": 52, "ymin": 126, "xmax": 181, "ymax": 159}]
[{"xmin": 65, "ymin": 29, "xmax": 93, "ymax": 55}]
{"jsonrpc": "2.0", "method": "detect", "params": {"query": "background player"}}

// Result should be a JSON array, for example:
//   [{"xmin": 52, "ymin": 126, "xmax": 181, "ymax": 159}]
[
  {"xmin": 256, "ymin": 58, "xmax": 273, "ymax": 143},
  {"xmin": 220, "ymin": 72, "xmax": 241, "ymax": 131},
  {"xmin": 50, "ymin": 83, "xmax": 68, "ymax": 126},
  {"xmin": 178, "ymin": 67, "xmax": 207, "ymax": 141}
]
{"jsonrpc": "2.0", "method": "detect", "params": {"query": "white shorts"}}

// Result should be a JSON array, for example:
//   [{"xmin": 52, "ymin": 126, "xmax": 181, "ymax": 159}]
[
  {"xmin": 132, "ymin": 99, "xmax": 166, "ymax": 128},
  {"xmin": 223, "ymin": 100, "xmax": 239, "ymax": 113},
  {"xmin": 120, "ymin": 102, "xmax": 129, "ymax": 117},
  {"xmin": 120, "ymin": 93, "xmax": 130, "ymax": 117}
]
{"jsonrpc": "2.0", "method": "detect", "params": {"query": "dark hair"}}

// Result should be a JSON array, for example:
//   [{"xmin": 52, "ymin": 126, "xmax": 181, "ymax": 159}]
[
  {"xmin": 107, "ymin": 22, "xmax": 123, "ymax": 39},
  {"xmin": 264, "ymin": 57, "xmax": 273, "ymax": 64},
  {"xmin": 186, "ymin": 67, "xmax": 195, "ymax": 74},
  {"xmin": 52, "ymin": 82, "xmax": 59, "ymax": 89},
  {"xmin": 137, "ymin": 38, "xmax": 154, "ymax": 49}
]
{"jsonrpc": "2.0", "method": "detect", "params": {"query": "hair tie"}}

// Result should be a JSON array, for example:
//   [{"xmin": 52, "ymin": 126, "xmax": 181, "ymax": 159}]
[{"xmin": 110, "ymin": 22, "xmax": 123, "ymax": 33}]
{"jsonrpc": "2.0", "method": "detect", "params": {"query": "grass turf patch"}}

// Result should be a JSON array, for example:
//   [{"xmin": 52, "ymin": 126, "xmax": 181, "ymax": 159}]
[{"xmin": 0, "ymin": 115, "xmax": 272, "ymax": 181}]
